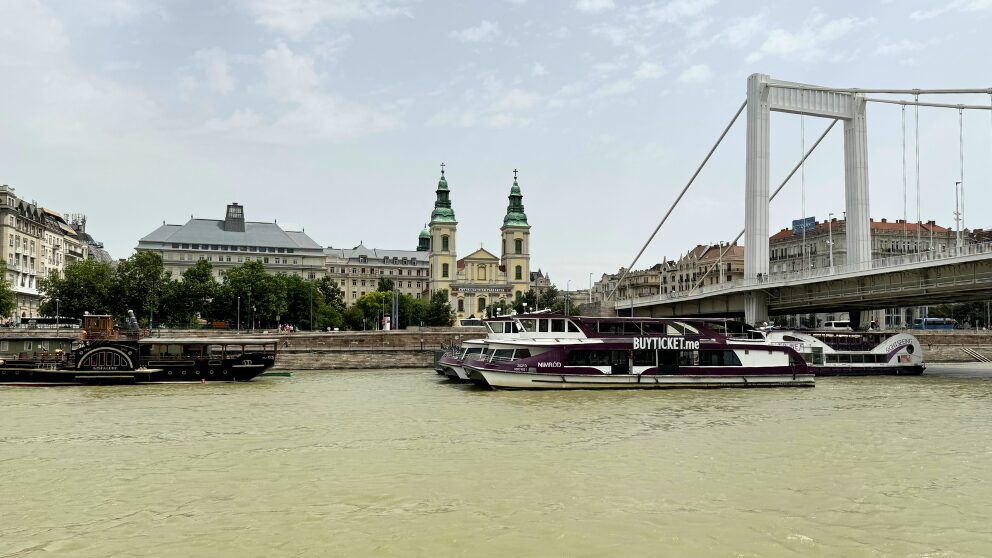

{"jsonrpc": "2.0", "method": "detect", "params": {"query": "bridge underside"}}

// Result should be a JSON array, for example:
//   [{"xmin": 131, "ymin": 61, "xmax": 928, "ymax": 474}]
[{"xmin": 625, "ymin": 261, "xmax": 992, "ymax": 320}]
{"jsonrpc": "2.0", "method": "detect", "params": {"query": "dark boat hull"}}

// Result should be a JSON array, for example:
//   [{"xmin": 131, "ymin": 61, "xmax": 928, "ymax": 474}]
[{"xmin": 0, "ymin": 365, "xmax": 267, "ymax": 386}]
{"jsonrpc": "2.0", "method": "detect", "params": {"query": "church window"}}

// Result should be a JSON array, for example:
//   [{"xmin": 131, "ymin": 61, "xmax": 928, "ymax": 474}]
[
  {"xmin": 515, "ymin": 265, "xmax": 522, "ymax": 280},
  {"xmin": 457, "ymin": 299, "xmax": 464, "ymax": 312},
  {"xmin": 477, "ymin": 264, "xmax": 486, "ymax": 281},
  {"xmin": 442, "ymin": 263, "xmax": 449, "ymax": 278},
  {"xmin": 478, "ymin": 298, "xmax": 486, "ymax": 312},
  {"xmin": 514, "ymin": 239, "xmax": 523, "ymax": 254},
  {"xmin": 441, "ymin": 235, "xmax": 449, "ymax": 251}
]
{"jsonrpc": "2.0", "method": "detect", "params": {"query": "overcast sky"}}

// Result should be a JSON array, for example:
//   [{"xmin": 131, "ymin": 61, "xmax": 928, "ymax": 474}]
[{"xmin": 2, "ymin": 0, "xmax": 991, "ymax": 289}]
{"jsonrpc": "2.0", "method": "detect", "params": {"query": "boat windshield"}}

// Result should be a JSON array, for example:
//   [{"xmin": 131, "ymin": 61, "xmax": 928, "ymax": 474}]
[{"xmin": 518, "ymin": 319, "xmax": 537, "ymax": 332}]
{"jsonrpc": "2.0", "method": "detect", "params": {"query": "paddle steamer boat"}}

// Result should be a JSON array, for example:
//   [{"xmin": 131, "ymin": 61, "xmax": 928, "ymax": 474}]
[{"xmin": 0, "ymin": 314, "xmax": 277, "ymax": 386}]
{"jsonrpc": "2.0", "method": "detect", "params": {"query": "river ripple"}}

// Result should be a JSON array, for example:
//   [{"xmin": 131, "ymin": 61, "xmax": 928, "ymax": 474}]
[{"xmin": 2, "ymin": 369, "xmax": 991, "ymax": 557}]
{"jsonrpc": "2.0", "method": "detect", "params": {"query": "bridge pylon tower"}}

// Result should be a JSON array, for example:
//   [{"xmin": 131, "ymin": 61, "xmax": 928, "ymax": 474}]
[{"xmin": 744, "ymin": 73, "xmax": 870, "ymax": 324}]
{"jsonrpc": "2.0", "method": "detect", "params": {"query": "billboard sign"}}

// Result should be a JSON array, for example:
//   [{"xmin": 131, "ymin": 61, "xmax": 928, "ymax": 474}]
[{"xmin": 792, "ymin": 217, "xmax": 816, "ymax": 235}]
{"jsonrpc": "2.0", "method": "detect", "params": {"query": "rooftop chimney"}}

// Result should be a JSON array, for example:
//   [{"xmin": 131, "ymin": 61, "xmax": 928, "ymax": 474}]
[{"xmin": 224, "ymin": 203, "xmax": 245, "ymax": 232}]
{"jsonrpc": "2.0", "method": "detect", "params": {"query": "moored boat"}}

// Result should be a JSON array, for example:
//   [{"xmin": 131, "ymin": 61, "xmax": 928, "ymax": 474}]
[
  {"xmin": 762, "ymin": 329, "xmax": 924, "ymax": 376},
  {"xmin": 463, "ymin": 314, "xmax": 813, "ymax": 390},
  {"xmin": 0, "ymin": 314, "xmax": 277, "ymax": 386}
]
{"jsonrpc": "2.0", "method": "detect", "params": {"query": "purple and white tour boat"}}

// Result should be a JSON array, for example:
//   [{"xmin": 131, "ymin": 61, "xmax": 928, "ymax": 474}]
[
  {"xmin": 461, "ymin": 314, "xmax": 814, "ymax": 390},
  {"xmin": 762, "ymin": 329, "xmax": 924, "ymax": 376}
]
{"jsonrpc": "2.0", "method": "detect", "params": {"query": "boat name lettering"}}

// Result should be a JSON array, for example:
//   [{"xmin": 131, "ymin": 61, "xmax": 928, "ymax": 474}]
[
  {"xmin": 537, "ymin": 362, "xmax": 562, "ymax": 368},
  {"xmin": 884, "ymin": 338, "xmax": 912, "ymax": 352},
  {"xmin": 633, "ymin": 338, "xmax": 701, "ymax": 351}
]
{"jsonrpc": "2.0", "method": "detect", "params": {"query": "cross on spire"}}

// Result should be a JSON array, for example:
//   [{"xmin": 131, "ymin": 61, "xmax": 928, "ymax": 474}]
[
  {"xmin": 513, "ymin": 168, "xmax": 518, "ymax": 179},
  {"xmin": 440, "ymin": 162, "xmax": 445, "ymax": 176}
]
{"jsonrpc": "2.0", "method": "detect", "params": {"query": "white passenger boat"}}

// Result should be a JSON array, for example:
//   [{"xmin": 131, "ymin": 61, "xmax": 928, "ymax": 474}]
[
  {"xmin": 762, "ymin": 329, "xmax": 924, "ymax": 375},
  {"xmin": 462, "ymin": 315, "xmax": 813, "ymax": 390}
]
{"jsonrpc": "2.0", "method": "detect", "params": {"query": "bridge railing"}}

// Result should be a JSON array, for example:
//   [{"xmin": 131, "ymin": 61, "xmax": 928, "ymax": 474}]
[{"xmin": 623, "ymin": 240, "xmax": 992, "ymax": 305}]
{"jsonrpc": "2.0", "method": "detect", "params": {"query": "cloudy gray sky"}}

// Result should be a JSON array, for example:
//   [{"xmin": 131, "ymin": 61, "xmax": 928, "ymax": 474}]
[{"xmin": 2, "ymin": 0, "xmax": 991, "ymax": 289}]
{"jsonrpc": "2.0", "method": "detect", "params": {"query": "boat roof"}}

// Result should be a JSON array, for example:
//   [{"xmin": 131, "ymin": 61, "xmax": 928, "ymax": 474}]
[{"xmin": 138, "ymin": 337, "xmax": 278, "ymax": 344}]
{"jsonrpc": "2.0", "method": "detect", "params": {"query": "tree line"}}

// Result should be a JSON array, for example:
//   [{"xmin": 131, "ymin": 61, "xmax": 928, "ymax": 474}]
[
  {"xmin": 36, "ymin": 253, "xmax": 579, "ymax": 330},
  {"xmin": 36, "ymin": 253, "xmax": 457, "ymax": 330}
]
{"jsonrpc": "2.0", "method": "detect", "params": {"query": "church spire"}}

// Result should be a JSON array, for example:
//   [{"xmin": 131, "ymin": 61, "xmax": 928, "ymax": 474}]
[
  {"xmin": 503, "ymin": 169, "xmax": 528, "ymax": 227},
  {"xmin": 430, "ymin": 162, "xmax": 456, "ymax": 223}
]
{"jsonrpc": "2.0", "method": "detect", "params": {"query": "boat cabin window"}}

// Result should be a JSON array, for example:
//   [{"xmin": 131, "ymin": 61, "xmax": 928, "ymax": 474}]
[
  {"xmin": 679, "ymin": 350, "xmax": 699, "ymax": 366},
  {"xmin": 674, "ymin": 322, "xmax": 699, "ymax": 334},
  {"xmin": 550, "ymin": 319, "xmax": 565, "ymax": 333},
  {"xmin": 624, "ymin": 322, "xmax": 642, "ymax": 335},
  {"xmin": 486, "ymin": 323, "xmax": 498, "ymax": 334},
  {"xmin": 207, "ymin": 345, "xmax": 224, "ymax": 357},
  {"xmin": 567, "ymin": 321, "xmax": 580, "ymax": 333},
  {"xmin": 783, "ymin": 335, "xmax": 804, "ymax": 342},
  {"xmin": 633, "ymin": 350, "xmax": 656, "ymax": 366},
  {"xmin": 538, "ymin": 320, "xmax": 549, "ymax": 333},
  {"xmin": 518, "ymin": 319, "xmax": 536, "ymax": 332},
  {"xmin": 698, "ymin": 350, "xmax": 742, "ymax": 366},
  {"xmin": 514, "ymin": 349, "xmax": 531, "ymax": 359},
  {"xmin": 464, "ymin": 347, "xmax": 484, "ymax": 355},
  {"xmin": 491, "ymin": 349, "xmax": 515, "ymax": 361},
  {"xmin": 225, "ymin": 346, "xmax": 243, "ymax": 358},
  {"xmin": 564, "ymin": 349, "xmax": 626, "ymax": 366},
  {"xmin": 243, "ymin": 344, "xmax": 266, "ymax": 353}
]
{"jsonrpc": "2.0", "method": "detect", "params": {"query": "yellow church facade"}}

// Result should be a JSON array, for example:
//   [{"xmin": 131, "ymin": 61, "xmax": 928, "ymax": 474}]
[{"xmin": 423, "ymin": 167, "xmax": 532, "ymax": 324}]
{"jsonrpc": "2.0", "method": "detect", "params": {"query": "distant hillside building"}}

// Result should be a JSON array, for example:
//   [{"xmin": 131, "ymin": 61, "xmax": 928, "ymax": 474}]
[{"xmin": 136, "ymin": 203, "xmax": 324, "ymax": 280}]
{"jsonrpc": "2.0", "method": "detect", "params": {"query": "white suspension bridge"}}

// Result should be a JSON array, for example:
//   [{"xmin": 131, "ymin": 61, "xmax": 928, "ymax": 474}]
[{"xmin": 609, "ymin": 73, "xmax": 992, "ymax": 327}]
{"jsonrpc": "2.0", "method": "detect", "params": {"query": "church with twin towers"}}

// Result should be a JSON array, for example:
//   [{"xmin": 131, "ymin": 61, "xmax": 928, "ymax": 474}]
[{"xmin": 416, "ymin": 165, "xmax": 538, "ymax": 323}]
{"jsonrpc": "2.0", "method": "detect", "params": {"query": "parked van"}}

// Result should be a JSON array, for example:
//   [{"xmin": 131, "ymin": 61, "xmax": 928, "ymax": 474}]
[{"xmin": 822, "ymin": 320, "xmax": 852, "ymax": 331}]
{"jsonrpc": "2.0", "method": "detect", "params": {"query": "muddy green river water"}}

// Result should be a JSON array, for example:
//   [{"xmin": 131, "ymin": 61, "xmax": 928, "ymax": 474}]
[{"xmin": 2, "ymin": 367, "xmax": 992, "ymax": 557}]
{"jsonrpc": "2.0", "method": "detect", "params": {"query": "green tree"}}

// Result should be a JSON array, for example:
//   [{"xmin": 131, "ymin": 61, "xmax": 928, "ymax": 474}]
[
  {"xmin": 399, "ymin": 294, "xmax": 428, "ymax": 328},
  {"xmin": 112, "ymin": 251, "xmax": 171, "ymax": 324},
  {"xmin": 377, "ymin": 277, "xmax": 395, "ymax": 292},
  {"xmin": 39, "ymin": 260, "xmax": 115, "ymax": 319},
  {"xmin": 161, "ymin": 260, "xmax": 218, "ymax": 327},
  {"xmin": 316, "ymin": 276, "xmax": 346, "ymax": 314},
  {"xmin": 343, "ymin": 305, "xmax": 366, "ymax": 330},
  {"xmin": 353, "ymin": 291, "xmax": 392, "ymax": 329},
  {"xmin": 425, "ymin": 290, "xmax": 454, "ymax": 326},
  {"xmin": 0, "ymin": 263, "xmax": 14, "ymax": 318},
  {"xmin": 512, "ymin": 289, "xmax": 538, "ymax": 314},
  {"xmin": 212, "ymin": 261, "xmax": 287, "ymax": 329}
]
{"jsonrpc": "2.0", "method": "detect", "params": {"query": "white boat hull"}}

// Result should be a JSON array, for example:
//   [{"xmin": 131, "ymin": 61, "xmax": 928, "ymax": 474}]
[
  {"xmin": 468, "ymin": 369, "xmax": 814, "ymax": 390},
  {"xmin": 443, "ymin": 364, "xmax": 471, "ymax": 381}
]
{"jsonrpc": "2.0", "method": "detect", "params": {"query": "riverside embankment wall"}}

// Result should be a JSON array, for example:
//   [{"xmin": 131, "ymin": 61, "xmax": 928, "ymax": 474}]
[{"xmin": 4, "ymin": 328, "xmax": 991, "ymax": 365}]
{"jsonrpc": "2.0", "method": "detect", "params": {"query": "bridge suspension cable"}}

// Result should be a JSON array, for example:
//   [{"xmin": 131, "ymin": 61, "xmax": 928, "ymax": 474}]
[
  {"xmin": 686, "ymin": 120, "xmax": 839, "ymax": 295},
  {"xmin": 866, "ymin": 98, "xmax": 992, "ymax": 110},
  {"xmin": 902, "ymin": 105, "xmax": 908, "ymax": 247},
  {"xmin": 607, "ymin": 99, "xmax": 746, "ymax": 301}
]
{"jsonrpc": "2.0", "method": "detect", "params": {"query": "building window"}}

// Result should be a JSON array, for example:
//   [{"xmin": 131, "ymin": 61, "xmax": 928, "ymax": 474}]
[
  {"xmin": 515, "ymin": 265, "xmax": 522, "ymax": 280},
  {"xmin": 352, "ymin": 292, "xmax": 357, "ymax": 299},
  {"xmin": 442, "ymin": 263, "xmax": 449, "ymax": 278},
  {"xmin": 514, "ymin": 239, "xmax": 523, "ymax": 254},
  {"xmin": 477, "ymin": 265, "xmax": 486, "ymax": 281},
  {"xmin": 478, "ymin": 298, "xmax": 486, "ymax": 312},
  {"xmin": 441, "ymin": 235, "xmax": 449, "ymax": 251},
  {"xmin": 457, "ymin": 299, "xmax": 464, "ymax": 312}
]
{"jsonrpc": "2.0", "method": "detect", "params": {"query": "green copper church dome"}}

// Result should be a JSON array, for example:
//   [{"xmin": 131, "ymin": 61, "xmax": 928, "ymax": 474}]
[
  {"xmin": 430, "ymin": 168, "xmax": 457, "ymax": 223},
  {"xmin": 503, "ymin": 176, "xmax": 529, "ymax": 227}
]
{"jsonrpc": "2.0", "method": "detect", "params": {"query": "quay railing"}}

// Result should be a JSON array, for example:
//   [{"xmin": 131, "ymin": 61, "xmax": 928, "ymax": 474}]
[{"xmin": 623, "ymin": 240, "xmax": 992, "ymax": 306}]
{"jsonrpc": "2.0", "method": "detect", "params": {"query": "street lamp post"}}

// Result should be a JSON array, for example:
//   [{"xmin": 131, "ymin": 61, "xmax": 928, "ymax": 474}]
[
  {"xmin": 827, "ymin": 213, "xmax": 835, "ymax": 270},
  {"xmin": 55, "ymin": 298, "xmax": 59, "ymax": 332},
  {"xmin": 588, "ymin": 272, "xmax": 593, "ymax": 303},
  {"xmin": 309, "ymin": 278, "xmax": 314, "ymax": 331},
  {"xmin": 717, "ymin": 242, "xmax": 723, "ymax": 284},
  {"xmin": 954, "ymin": 181, "xmax": 963, "ymax": 253},
  {"xmin": 237, "ymin": 296, "xmax": 241, "ymax": 333},
  {"xmin": 566, "ymin": 279, "xmax": 571, "ymax": 315}
]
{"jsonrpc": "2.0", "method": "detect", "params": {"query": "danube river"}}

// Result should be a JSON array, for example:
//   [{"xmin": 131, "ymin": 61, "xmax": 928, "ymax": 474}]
[{"xmin": 3, "ymin": 367, "xmax": 992, "ymax": 556}]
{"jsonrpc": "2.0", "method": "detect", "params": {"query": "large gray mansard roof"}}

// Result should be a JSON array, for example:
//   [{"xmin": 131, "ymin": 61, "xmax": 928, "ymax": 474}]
[{"xmin": 139, "ymin": 218, "xmax": 322, "ymax": 251}]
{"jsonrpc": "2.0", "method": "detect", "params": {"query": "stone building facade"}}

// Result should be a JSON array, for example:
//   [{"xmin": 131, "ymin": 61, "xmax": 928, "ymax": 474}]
[
  {"xmin": 1, "ymin": 185, "xmax": 88, "ymax": 319},
  {"xmin": 137, "ymin": 203, "xmax": 325, "ymax": 280},
  {"xmin": 324, "ymin": 244, "xmax": 430, "ymax": 305}
]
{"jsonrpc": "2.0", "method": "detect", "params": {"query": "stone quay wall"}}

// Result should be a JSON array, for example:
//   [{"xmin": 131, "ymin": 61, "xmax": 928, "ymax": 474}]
[{"xmin": 3, "ymin": 327, "xmax": 991, "ymax": 365}]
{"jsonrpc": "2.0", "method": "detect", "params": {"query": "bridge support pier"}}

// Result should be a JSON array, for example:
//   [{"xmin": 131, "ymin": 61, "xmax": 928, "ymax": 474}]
[{"xmin": 744, "ymin": 291, "xmax": 769, "ymax": 326}]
